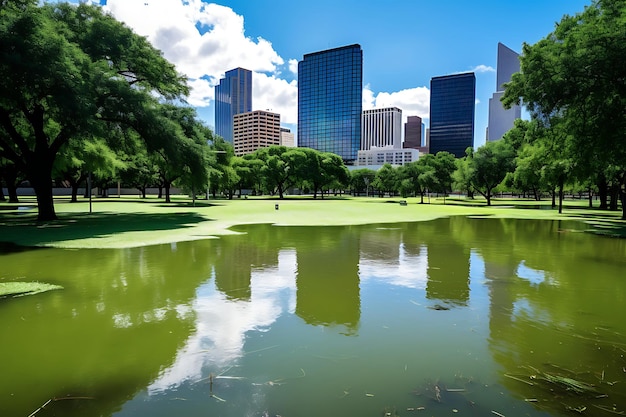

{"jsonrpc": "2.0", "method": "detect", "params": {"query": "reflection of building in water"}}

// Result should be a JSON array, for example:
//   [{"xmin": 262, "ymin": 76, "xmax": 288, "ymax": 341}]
[
  {"xmin": 358, "ymin": 227, "xmax": 402, "ymax": 262},
  {"xmin": 425, "ymin": 233, "xmax": 470, "ymax": 306},
  {"xmin": 214, "ymin": 236, "xmax": 280, "ymax": 301},
  {"xmin": 295, "ymin": 228, "xmax": 361, "ymax": 334},
  {"xmin": 358, "ymin": 227, "xmax": 429, "ymax": 288}
]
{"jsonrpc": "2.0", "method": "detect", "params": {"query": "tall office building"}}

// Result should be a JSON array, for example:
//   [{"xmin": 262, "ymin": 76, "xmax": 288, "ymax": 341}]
[
  {"xmin": 215, "ymin": 67, "xmax": 252, "ymax": 143},
  {"xmin": 361, "ymin": 107, "xmax": 403, "ymax": 150},
  {"xmin": 403, "ymin": 115, "xmax": 423, "ymax": 149},
  {"xmin": 487, "ymin": 43, "xmax": 521, "ymax": 142},
  {"xmin": 429, "ymin": 72, "xmax": 476, "ymax": 158},
  {"xmin": 298, "ymin": 44, "xmax": 363, "ymax": 163},
  {"xmin": 232, "ymin": 110, "xmax": 280, "ymax": 156}
]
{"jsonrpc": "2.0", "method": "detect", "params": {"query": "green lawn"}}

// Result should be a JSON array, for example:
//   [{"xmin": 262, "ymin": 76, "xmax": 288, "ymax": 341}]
[{"xmin": 1, "ymin": 195, "xmax": 624, "ymax": 249}]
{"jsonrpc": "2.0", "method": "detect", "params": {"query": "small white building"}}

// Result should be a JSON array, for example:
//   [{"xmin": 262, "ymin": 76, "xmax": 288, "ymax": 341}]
[{"xmin": 355, "ymin": 145, "xmax": 419, "ymax": 170}]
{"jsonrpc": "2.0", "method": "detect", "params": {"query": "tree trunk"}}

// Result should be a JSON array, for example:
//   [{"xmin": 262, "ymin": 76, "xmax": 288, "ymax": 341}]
[
  {"xmin": 71, "ymin": 181, "xmax": 79, "ymax": 202},
  {"xmin": 609, "ymin": 184, "xmax": 619, "ymax": 211},
  {"xmin": 588, "ymin": 186, "xmax": 593, "ymax": 208},
  {"xmin": 164, "ymin": 181, "xmax": 171, "ymax": 203},
  {"xmin": 18, "ymin": 148, "xmax": 57, "ymax": 221},
  {"xmin": 6, "ymin": 182, "xmax": 19, "ymax": 203},
  {"xmin": 551, "ymin": 188, "xmax": 556, "ymax": 208},
  {"xmin": 620, "ymin": 190, "xmax": 626, "ymax": 220},
  {"xmin": 486, "ymin": 191, "xmax": 491, "ymax": 206},
  {"xmin": 4, "ymin": 165, "xmax": 20, "ymax": 203},
  {"xmin": 558, "ymin": 179, "xmax": 564, "ymax": 214},
  {"xmin": 0, "ymin": 183, "xmax": 5, "ymax": 201},
  {"xmin": 598, "ymin": 175, "xmax": 608, "ymax": 209}
]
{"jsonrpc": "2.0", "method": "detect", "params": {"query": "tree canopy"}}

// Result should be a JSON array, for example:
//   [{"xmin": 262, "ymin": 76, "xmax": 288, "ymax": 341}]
[
  {"xmin": 502, "ymin": 0, "xmax": 626, "ymax": 218},
  {"xmin": 0, "ymin": 2, "xmax": 193, "ymax": 220}
]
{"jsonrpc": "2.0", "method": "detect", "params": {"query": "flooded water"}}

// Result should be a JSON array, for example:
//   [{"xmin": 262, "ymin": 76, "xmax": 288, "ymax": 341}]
[{"xmin": 1, "ymin": 217, "xmax": 625, "ymax": 417}]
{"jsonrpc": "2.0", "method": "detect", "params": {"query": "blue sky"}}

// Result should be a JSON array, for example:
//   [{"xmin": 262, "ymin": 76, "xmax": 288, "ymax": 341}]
[{"xmin": 79, "ymin": 0, "xmax": 591, "ymax": 148}]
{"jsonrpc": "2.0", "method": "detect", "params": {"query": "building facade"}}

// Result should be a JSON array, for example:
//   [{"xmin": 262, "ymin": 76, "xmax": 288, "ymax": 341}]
[
  {"xmin": 279, "ymin": 127, "xmax": 295, "ymax": 147},
  {"xmin": 298, "ymin": 44, "xmax": 363, "ymax": 163},
  {"xmin": 356, "ymin": 146, "xmax": 419, "ymax": 169},
  {"xmin": 215, "ymin": 67, "xmax": 252, "ymax": 143},
  {"xmin": 361, "ymin": 107, "xmax": 402, "ymax": 150},
  {"xmin": 429, "ymin": 72, "xmax": 476, "ymax": 158},
  {"xmin": 404, "ymin": 114, "xmax": 429, "ymax": 151},
  {"xmin": 487, "ymin": 43, "xmax": 522, "ymax": 142},
  {"xmin": 232, "ymin": 110, "xmax": 280, "ymax": 156}
]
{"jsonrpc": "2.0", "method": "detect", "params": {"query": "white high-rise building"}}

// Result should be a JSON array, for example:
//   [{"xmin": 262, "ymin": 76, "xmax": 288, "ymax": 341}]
[
  {"xmin": 487, "ymin": 43, "xmax": 522, "ymax": 142},
  {"xmin": 361, "ymin": 107, "xmax": 403, "ymax": 150}
]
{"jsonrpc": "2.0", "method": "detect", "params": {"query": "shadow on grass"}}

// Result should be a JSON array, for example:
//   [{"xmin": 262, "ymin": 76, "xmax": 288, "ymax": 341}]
[{"xmin": 0, "ymin": 211, "xmax": 211, "ymax": 248}]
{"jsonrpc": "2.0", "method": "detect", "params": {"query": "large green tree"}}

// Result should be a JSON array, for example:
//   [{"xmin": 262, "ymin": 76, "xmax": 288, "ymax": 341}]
[
  {"xmin": 0, "ymin": 2, "xmax": 188, "ymax": 220},
  {"xmin": 503, "ymin": 0, "xmax": 626, "ymax": 218},
  {"xmin": 467, "ymin": 140, "xmax": 516, "ymax": 206}
]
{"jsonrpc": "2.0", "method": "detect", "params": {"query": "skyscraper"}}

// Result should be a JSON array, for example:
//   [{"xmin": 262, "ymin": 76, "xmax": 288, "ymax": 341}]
[
  {"xmin": 214, "ymin": 67, "xmax": 252, "ymax": 143},
  {"xmin": 403, "ymin": 115, "xmax": 423, "ymax": 149},
  {"xmin": 361, "ymin": 107, "xmax": 402, "ymax": 150},
  {"xmin": 487, "ymin": 43, "xmax": 521, "ymax": 142},
  {"xmin": 298, "ymin": 44, "xmax": 363, "ymax": 163},
  {"xmin": 429, "ymin": 72, "xmax": 476, "ymax": 158}
]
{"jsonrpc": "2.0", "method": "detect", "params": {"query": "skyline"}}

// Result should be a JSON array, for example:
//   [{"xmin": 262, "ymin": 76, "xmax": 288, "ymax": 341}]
[{"xmin": 75, "ymin": 0, "xmax": 592, "ymax": 148}]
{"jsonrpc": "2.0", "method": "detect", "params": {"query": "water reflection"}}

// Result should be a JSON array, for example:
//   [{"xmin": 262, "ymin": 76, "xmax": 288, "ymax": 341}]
[{"xmin": 1, "ymin": 217, "xmax": 625, "ymax": 417}]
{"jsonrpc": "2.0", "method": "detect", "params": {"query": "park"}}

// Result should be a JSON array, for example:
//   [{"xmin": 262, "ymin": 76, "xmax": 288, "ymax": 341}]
[{"xmin": 1, "ymin": 0, "xmax": 625, "ymax": 416}]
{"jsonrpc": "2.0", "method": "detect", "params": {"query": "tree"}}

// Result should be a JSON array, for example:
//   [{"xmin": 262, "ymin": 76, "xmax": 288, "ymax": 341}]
[
  {"xmin": 467, "ymin": 140, "xmax": 516, "ymax": 206},
  {"xmin": 397, "ymin": 161, "xmax": 432, "ymax": 202},
  {"xmin": 453, "ymin": 148, "xmax": 475, "ymax": 199},
  {"xmin": 295, "ymin": 148, "xmax": 349, "ymax": 199},
  {"xmin": 254, "ymin": 146, "xmax": 298, "ymax": 199},
  {"xmin": 0, "ymin": 2, "xmax": 188, "ymax": 220},
  {"xmin": 350, "ymin": 168, "xmax": 376, "ymax": 196},
  {"xmin": 502, "ymin": 0, "xmax": 626, "ymax": 218},
  {"xmin": 372, "ymin": 163, "xmax": 398, "ymax": 196}
]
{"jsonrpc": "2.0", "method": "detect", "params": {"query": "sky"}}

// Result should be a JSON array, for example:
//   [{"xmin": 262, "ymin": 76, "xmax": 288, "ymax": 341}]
[{"xmin": 77, "ymin": 0, "xmax": 591, "ymax": 148}]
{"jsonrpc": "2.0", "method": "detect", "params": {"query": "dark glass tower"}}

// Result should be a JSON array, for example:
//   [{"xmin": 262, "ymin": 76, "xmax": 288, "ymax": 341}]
[
  {"xmin": 215, "ymin": 68, "xmax": 252, "ymax": 143},
  {"xmin": 429, "ymin": 72, "xmax": 475, "ymax": 158},
  {"xmin": 298, "ymin": 44, "xmax": 363, "ymax": 163}
]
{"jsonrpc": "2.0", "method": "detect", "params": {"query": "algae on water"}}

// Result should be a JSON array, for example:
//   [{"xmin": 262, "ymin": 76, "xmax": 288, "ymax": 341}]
[{"xmin": 0, "ymin": 281, "xmax": 63, "ymax": 298}]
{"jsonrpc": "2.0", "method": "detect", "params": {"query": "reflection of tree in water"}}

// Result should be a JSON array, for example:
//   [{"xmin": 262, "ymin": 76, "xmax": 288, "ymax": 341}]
[
  {"xmin": 399, "ymin": 218, "xmax": 471, "ymax": 306},
  {"xmin": 475, "ymin": 219, "xmax": 626, "ymax": 415},
  {"xmin": 0, "ymin": 240, "xmax": 214, "ymax": 417},
  {"xmin": 294, "ymin": 226, "xmax": 361, "ymax": 335}
]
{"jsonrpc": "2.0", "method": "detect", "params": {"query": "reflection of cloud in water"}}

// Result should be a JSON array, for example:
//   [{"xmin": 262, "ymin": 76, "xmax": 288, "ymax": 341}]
[
  {"xmin": 148, "ymin": 250, "xmax": 297, "ymax": 393},
  {"xmin": 516, "ymin": 261, "xmax": 552, "ymax": 286},
  {"xmin": 512, "ymin": 298, "xmax": 552, "ymax": 324},
  {"xmin": 359, "ymin": 244, "xmax": 428, "ymax": 289}
]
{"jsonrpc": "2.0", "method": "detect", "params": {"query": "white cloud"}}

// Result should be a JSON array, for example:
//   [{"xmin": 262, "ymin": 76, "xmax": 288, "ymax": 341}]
[
  {"xmin": 252, "ymin": 73, "xmax": 298, "ymax": 124},
  {"xmin": 102, "ymin": 0, "xmax": 289, "ymax": 114},
  {"xmin": 470, "ymin": 64, "xmax": 496, "ymax": 73},
  {"xmin": 363, "ymin": 85, "xmax": 430, "ymax": 122},
  {"xmin": 288, "ymin": 59, "xmax": 299, "ymax": 76},
  {"xmin": 187, "ymin": 77, "xmax": 215, "ymax": 107}
]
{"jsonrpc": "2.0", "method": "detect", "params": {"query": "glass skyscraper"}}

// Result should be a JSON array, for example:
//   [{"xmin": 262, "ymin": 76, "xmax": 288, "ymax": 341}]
[
  {"xmin": 214, "ymin": 67, "xmax": 252, "ymax": 143},
  {"xmin": 298, "ymin": 44, "xmax": 363, "ymax": 163},
  {"xmin": 429, "ymin": 72, "xmax": 475, "ymax": 158},
  {"xmin": 487, "ymin": 43, "xmax": 521, "ymax": 142}
]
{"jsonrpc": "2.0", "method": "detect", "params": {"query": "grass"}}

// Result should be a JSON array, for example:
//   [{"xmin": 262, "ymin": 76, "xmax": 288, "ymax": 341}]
[
  {"xmin": 0, "ymin": 194, "xmax": 624, "ymax": 249},
  {"xmin": 0, "ymin": 281, "xmax": 64, "ymax": 298}
]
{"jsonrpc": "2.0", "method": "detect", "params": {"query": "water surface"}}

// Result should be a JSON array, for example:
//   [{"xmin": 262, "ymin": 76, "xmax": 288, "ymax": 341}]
[{"xmin": 1, "ymin": 217, "xmax": 625, "ymax": 416}]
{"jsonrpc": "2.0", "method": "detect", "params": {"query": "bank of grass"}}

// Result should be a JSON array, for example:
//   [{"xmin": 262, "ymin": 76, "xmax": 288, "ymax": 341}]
[
  {"xmin": 0, "ymin": 281, "xmax": 63, "ymax": 298},
  {"xmin": 0, "ymin": 195, "xmax": 624, "ymax": 249}
]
